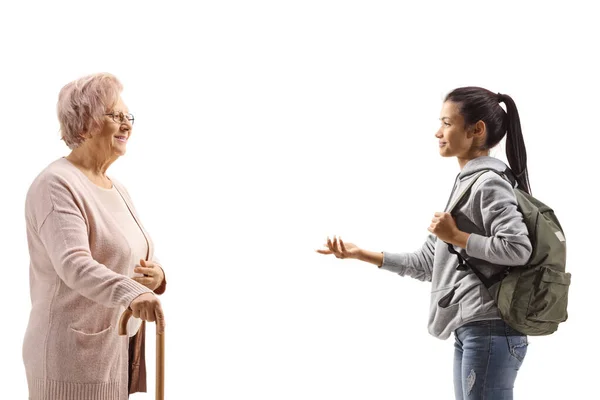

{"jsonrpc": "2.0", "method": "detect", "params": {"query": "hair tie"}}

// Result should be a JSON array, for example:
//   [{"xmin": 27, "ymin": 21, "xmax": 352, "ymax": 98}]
[{"xmin": 497, "ymin": 92, "xmax": 504, "ymax": 103}]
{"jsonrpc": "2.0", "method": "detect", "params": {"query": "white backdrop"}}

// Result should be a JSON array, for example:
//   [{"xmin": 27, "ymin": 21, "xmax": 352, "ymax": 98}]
[{"xmin": 1, "ymin": 1, "xmax": 598, "ymax": 399}]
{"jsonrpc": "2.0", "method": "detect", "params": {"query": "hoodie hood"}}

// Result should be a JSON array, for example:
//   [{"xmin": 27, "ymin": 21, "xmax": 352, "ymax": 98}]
[{"xmin": 459, "ymin": 156, "xmax": 509, "ymax": 180}]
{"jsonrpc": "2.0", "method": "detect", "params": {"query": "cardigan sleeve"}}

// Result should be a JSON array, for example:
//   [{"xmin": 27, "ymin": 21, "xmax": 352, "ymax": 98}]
[{"xmin": 38, "ymin": 179, "xmax": 152, "ymax": 309}]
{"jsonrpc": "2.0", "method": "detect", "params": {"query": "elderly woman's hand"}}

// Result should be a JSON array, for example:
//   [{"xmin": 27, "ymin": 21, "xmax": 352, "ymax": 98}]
[
  {"xmin": 133, "ymin": 259, "xmax": 165, "ymax": 291},
  {"xmin": 129, "ymin": 293, "xmax": 165, "ymax": 334}
]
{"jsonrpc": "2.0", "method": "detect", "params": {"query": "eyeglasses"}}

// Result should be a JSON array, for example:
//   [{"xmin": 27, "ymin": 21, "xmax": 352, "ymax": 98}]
[{"xmin": 105, "ymin": 111, "xmax": 135, "ymax": 125}]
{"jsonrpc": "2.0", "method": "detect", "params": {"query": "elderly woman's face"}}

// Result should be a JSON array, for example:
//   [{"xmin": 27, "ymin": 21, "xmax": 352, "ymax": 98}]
[{"xmin": 89, "ymin": 97, "xmax": 132, "ymax": 158}]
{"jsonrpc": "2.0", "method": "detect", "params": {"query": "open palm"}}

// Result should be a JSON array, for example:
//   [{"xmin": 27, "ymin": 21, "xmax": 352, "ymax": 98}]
[{"xmin": 316, "ymin": 236, "xmax": 360, "ymax": 259}]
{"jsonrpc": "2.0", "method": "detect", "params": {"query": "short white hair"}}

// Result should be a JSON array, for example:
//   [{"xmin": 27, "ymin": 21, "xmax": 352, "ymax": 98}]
[{"xmin": 57, "ymin": 73, "xmax": 123, "ymax": 149}]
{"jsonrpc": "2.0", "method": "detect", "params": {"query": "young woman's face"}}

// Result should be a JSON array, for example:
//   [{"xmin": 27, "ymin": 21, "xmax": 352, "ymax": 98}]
[{"xmin": 435, "ymin": 101, "xmax": 476, "ymax": 158}]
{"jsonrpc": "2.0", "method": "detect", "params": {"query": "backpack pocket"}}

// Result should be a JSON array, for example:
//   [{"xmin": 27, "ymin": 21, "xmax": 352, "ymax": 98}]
[{"xmin": 526, "ymin": 266, "xmax": 571, "ymax": 323}]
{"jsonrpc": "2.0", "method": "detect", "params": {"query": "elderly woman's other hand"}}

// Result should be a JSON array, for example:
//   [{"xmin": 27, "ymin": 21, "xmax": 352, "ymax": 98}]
[
  {"xmin": 129, "ymin": 292, "xmax": 165, "ymax": 334},
  {"xmin": 133, "ymin": 259, "xmax": 165, "ymax": 291}
]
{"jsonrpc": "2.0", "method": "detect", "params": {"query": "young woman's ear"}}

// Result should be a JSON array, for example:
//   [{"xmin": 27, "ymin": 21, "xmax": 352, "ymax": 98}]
[
  {"xmin": 467, "ymin": 120, "xmax": 486, "ymax": 142},
  {"xmin": 470, "ymin": 120, "xmax": 486, "ymax": 137}
]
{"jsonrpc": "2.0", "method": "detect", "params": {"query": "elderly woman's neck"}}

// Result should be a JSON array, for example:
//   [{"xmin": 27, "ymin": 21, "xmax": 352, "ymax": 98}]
[{"xmin": 66, "ymin": 149, "xmax": 116, "ymax": 181}]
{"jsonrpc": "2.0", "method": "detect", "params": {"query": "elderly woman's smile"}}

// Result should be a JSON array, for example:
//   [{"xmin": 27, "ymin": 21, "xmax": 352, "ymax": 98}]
[{"xmin": 115, "ymin": 134, "xmax": 128, "ymax": 143}]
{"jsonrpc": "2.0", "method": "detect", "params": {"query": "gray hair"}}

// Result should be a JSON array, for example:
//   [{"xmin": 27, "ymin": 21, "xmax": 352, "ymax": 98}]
[{"xmin": 57, "ymin": 73, "xmax": 123, "ymax": 149}]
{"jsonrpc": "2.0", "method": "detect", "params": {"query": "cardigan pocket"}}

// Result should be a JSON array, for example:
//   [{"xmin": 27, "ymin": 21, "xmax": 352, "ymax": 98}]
[
  {"xmin": 65, "ymin": 324, "xmax": 120, "ymax": 382},
  {"xmin": 69, "ymin": 324, "xmax": 113, "ymax": 336}
]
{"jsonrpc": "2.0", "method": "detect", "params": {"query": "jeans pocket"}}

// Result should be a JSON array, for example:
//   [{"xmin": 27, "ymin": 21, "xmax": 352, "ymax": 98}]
[{"xmin": 506, "ymin": 334, "xmax": 528, "ymax": 363}]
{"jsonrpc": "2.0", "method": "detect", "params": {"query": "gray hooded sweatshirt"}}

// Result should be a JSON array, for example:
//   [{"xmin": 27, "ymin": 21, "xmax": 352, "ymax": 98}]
[{"xmin": 380, "ymin": 156, "xmax": 532, "ymax": 340}]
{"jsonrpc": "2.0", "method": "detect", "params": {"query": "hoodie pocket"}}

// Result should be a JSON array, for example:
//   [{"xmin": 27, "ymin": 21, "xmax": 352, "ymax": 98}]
[
  {"xmin": 430, "ymin": 286, "xmax": 462, "ymax": 336},
  {"xmin": 438, "ymin": 286, "xmax": 457, "ymax": 308}
]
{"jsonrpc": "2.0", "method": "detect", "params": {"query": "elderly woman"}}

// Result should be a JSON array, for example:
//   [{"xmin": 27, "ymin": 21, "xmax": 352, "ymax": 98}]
[{"xmin": 23, "ymin": 73, "xmax": 167, "ymax": 400}]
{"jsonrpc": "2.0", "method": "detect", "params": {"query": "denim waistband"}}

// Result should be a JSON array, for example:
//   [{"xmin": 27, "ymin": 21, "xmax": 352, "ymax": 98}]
[{"xmin": 456, "ymin": 319, "xmax": 526, "ymax": 337}]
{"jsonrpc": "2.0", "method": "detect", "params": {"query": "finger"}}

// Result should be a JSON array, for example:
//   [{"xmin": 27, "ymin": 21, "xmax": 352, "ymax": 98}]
[
  {"xmin": 434, "ymin": 212, "xmax": 443, "ymax": 217},
  {"xmin": 134, "ymin": 267, "xmax": 154, "ymax": 276},
  {"xmin": 143, "ymin": 259, "xmax": 157, "ymax": 268},
  {"xmin": 316, "ymin": 249, "xmax": 333, "ymax": 254},
  {"xmin": 155, "ymin": 306, "xmax": 166, "ymax": 334},
  {"xmin": 133, "ymin": 277, "xmax": 154, "ymax": 286},
  {"xmin": 332, "ymin": 236, "xmax": 340, "ymax": 253},
  {"xmin": 132, "ymin": 307, "xmax": 141, "ymax": 319},
  {"xmin": 326, "ymin": 237, "xmax": 334, "ymax": 251},
  {"xmin": 146, "ymin": 306, "xmax": 156, "ymax": 323},
  {"xmin": 339, "ymin": 237, "xmax": 347, "ymax": 253},
  {"xmin": 427, "ymin": 226, "xmax": 434, "ymax": 233},
  {"xmin": 139, "ymin": 308, "xmax": 148, "ymax": 322},
  {"xmin": 327, "ymin": 239, "xmax": 339, "ymax": 255}
]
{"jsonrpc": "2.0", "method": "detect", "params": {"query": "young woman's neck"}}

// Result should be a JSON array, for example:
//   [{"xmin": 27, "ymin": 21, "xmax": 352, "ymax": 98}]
[{"xmin": 457, "ymin": 150, "xmax": 490, "ymax": 170}]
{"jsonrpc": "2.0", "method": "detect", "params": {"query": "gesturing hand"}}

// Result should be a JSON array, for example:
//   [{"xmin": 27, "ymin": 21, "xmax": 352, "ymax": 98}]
[{"xmin": 316, "ymin": 236, "xmax": 361, "ymax": 259}]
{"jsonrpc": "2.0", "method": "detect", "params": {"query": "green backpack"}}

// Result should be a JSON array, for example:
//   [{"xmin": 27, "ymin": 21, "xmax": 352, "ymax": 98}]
[{"xmin": 447, "ymin": 169, "xmax": 570, "ymax": 336}]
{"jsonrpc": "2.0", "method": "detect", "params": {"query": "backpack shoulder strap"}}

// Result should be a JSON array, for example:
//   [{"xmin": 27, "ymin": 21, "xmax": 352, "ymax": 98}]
[
  {"xmin": 447, "ymin": 170, "xmax": 490, "ymax": 214},
  {"xmin": 445, "ymin": 168, "xmax": 514, "ymax": 288},
  {"xmin": 447, "ymin": 167, "xmax": 517, "ymax": 214}
]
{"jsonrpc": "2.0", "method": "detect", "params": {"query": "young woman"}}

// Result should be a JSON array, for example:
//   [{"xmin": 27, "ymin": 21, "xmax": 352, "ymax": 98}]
[{"xmin": 318, "ymin": 87, "xmax": 532, "ymax": 400}]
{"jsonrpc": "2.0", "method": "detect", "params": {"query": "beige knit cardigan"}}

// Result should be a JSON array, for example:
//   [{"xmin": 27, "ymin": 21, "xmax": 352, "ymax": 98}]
[{"xmin": 23, "ymin": 157, "xmax": 161, "ymax": 400}]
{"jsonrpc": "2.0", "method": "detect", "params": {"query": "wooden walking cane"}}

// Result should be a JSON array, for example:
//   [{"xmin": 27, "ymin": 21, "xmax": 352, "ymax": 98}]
[{"xmin": 119, "ymin": 309, "xmax": 165, "ymax": 400}]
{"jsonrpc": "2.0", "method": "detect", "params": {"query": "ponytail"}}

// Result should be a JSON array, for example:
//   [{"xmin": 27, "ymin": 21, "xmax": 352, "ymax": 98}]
[{"xmin": 498, "ymin": 93, "xmax": 531, "ymax": 194}]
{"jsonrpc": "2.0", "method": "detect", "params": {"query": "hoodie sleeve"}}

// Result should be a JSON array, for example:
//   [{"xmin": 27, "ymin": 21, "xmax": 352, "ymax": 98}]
[
  {"xmin": 465, "ymin": 175, "xmax": 532, "ymax": 265},
  {"xmin": 379, "ymin": 234, "xmax": 436, "ymax": 282}
]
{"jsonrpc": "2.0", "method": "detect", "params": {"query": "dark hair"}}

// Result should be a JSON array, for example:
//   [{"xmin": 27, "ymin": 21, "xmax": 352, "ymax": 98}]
[{"xmin": 445, "ymin": 87, "xmax": 531, "ymax": 194}]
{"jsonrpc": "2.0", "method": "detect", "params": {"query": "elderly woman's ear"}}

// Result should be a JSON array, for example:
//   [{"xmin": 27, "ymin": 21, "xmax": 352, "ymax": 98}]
[{"xmin": 79, "ymin": 131, "xmax": 92, "ymax": 140}]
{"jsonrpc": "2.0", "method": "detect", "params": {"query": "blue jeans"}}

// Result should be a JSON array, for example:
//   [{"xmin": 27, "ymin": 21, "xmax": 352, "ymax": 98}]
[{"xmin": 453, "ymin": 319, "xmax": 527, "ymax": 400}]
